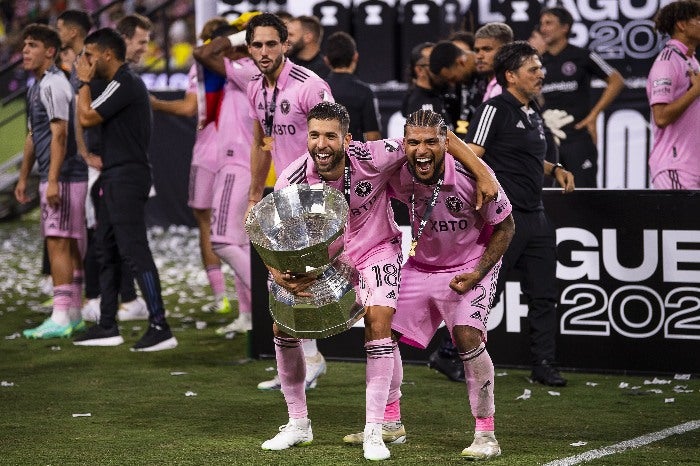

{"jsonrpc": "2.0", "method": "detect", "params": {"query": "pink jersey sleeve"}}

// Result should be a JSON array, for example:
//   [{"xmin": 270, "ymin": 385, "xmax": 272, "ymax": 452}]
[
  {"xmin": 225, "ymin": 57, "xmax": 258, "ymax": 92},
  {"xmin": 298, "ymin": 77, "xmax": 334, "ymax": 114},
  {"xmin": 647, "ymin": 57, "xmax": 680, "ymax": 106}
]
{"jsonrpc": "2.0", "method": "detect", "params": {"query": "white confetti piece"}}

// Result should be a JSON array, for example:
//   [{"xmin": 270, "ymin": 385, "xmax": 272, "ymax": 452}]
[
  {"xmin": 674, "ymin": 374, "xmax": 691, "ymax": 380},
  {"xmin": 548, "ymin": 391, "xmax": 561, "ymax": 396},
  {"xmin": 264, "ymin": 366, "xmax": 277, "ymax": 372},
  {"xmin": 5, "ymin": 332, "xmax": 21, "ymax": 340},
  {"xmin": 672, "ymin": 385, "xmax": 693, "ymax": 393},
  {"xmin": 51, "ymin": 346, "xmax": 61, "ymax": 351},
  {"xmin": 195, "ymin": 321, "xmax": 207, "ymax": 330},
  {"xmin": 1, "ymin": 381, "xmax": 15, "ymax": 387},
  {"xmin": 72, "ymin": 413, "xmax": 91, "ymax": 417},
  {"xmin": 664, "ymin": 398, "xmax": 675, "ymax": 403},
  {"xmin": 185, "ymin": 391, "xmax": 197, "ymax": 397},
  {"xmin": 570, "ymin": 441, "xmax": 587, "ymax": 447},
  {"xmin": 495, "ymin": 372, "xmax": 508, "ymax": 377},
  {"xmin": 644, "ymin": 377, "xmax": 671, "ymax": 385},
  {"xmin": 586, "ymin": 382, "xmax": 598, "ymax": 387},
  {"xmin": 516, "ymin": 389, "xmax": 531, "ymax": 400},
  {"xmin": 647, "ymin": 389, "xmax": 663, "ymax": 394},
  {"xmin": 618, "ymin": 382, "xmax": 629, "ymax": 389},
  {"xmin": 170, "ymin": 372, "xmax": 188, "ymax": 376}
]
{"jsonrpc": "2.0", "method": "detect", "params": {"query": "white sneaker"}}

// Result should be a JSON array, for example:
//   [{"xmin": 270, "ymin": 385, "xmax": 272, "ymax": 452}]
[
  {"xmin": 343, "ymin": 421, "xmax": 407, "ymax": 445},
  {"xmin": 256, "ymin": 372, "xmax": 322, "ymax": 391},
  {"xmin": 257, "ymin": 374, "xmax": 281, "ymax": 390},
  {"xmin": 460, "ymin": 431, "xmax": 501, "ymax": 460},
  {"xmin": 202, "ymin": 296, "xmax": 231, "ymax": 314},
  {"xmin": 215, "ymin": 313, "xmax": 252, "ymax": 335},
  {"xmin": 305, "ymin": 352, "xmax": 327, "ymax": 389},
  {"xmin": 118, "ymin": 297, "xmax": 148, "ymax": 321},
  {"xmin": 81, "ymin": 298, "xmax": 101, "ymax": 322},
  {"xmin": 363, "ymin": 423, "xmax": 390, "ymax": 461},
  {"xmin": 261, "ymin": 419, "xmax": 313, "ymax": 450}
]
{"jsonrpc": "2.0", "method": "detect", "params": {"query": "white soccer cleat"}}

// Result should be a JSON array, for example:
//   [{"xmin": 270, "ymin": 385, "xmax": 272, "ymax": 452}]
[
  {"xmin": 460, "ymin": 431, "xmax": 501, "ymax": 460},
  {"xmin": 81, "ymin": 298, "xmax": 101, "ymax": 322},
  {"xmin": 305, "ymin": 352, "xmax": 327, "ymax": 389},
  {"xmin": 261, "ymin": 419, "xmax": 313, "ymax": 450},
  {"xmin": 363, "ymin": 423, "xmax": 390, "ymax": 461},
  {"xmin": 257, "ymin": 374, "xmax": 281, "ymax": 390},
  {"xmin": 215, "ymin": 313, "xmax": 251, "ymax": 335},
  {"xmin": 118, "ymin": 297, "xmax": 149, "ymax": 321},
  {"xmin": 343, "ymin": 421, "xmax": 407, "ymax": 445}
]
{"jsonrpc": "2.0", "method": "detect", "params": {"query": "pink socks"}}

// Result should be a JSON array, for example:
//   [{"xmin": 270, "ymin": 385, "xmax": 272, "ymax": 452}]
[
  {"xmin": 274, "ymin": 336, "xmax": 308, "ymax": 419},
  {"xmin": 460, "ymin": 342, "xmax": 495, "ymax": 431},
  {"xmin": 365, "ymin": 338, "xmax": 395, "ymax": 424}
]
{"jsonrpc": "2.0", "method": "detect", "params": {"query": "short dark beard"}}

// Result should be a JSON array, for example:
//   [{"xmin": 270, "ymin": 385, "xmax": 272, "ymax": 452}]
[
  {"xmin": 408, "ymin": 157, "xmax": 445, "ymax": 185},
  {"xmin": 313, "ymin": 147, "xmax": 345, "ymax": 180}
]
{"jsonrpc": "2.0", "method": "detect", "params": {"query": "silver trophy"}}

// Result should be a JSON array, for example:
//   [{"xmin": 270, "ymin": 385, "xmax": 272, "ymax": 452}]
[{"xmin": 245, "ymin": 183, "xmax": 365, "ymax": 339}]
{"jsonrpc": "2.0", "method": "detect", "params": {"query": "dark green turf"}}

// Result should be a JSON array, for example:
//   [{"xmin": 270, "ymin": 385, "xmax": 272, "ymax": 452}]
[{"xmin": 1, "ymin": 217, "xmax": 698, "ymax": 465}]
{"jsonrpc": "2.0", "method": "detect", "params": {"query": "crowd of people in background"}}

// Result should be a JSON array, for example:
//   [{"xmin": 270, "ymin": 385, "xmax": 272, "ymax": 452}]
[
  {"xmin": 8, "ymin": 0, "xmax": 700, "ymax": 462},
  {"xmin": 0, "ymin": 0, "xmax": 195, "ymax": 71}
]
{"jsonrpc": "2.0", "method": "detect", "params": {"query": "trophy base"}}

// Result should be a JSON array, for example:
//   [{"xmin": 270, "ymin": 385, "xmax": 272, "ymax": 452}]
[{"xmin": 269, "ymin": 291, "xmax": 366, "ymax": 339}]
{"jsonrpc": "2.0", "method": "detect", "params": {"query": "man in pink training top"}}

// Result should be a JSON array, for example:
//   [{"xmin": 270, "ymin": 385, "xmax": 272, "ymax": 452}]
[
  {"xmin": 153, "ymin": 17, "xmax": 234, "ymax": 317},
  {"xmin": 647, "ymin": 0, "xmax": 700, "ymax": 189},
  {"xmin": 192, "ymin": 19, "xmax": 261, "ymax": 336},
  {"xmin": 262, "ymin": 102, "xmax": 500, "ymax": 461},
  {"xmin": 389, "ymin": 109, "xmax": 515, "ymax": 460}
]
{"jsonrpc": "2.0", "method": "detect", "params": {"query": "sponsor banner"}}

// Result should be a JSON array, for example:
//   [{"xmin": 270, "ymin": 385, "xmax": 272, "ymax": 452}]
[
  {"xmin": 467, "ymin": 0, "xmax": 675, "ymax": 79},
  {"xmin": 251, "ymin": 190, "xmax": 700, "ymax": 375}
]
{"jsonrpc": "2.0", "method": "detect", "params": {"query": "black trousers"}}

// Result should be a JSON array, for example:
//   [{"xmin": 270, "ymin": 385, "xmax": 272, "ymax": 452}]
[
  {"xmin": 84, "ymin": 175, "xmax": 137, "ymax": 301},
  {"xmin": 95, "ymin": 174, "xmax": 164, "ymax": 327},
  {"xmin": 492, "ymin": 209, "xmax": 558, "ymax": 365},
  {"xmin": 559, "ymin": 132, "xmax": 597, "ymax": 188}
]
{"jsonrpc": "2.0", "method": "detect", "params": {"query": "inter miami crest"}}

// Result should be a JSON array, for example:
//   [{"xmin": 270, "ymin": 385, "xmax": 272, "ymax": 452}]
[
  {"xmin": 496, "ymin": 200, "xmax": 508, "ymax": 214},
  {"xmin": 280, "ymin": 99, "xmax": 291, "ymax": 115},
  {"xmin": 445, "ymin": 196, "xmax": 464, "ymax": 213},
  {"xmin": 354, "ymin": 180, "xmax": 373, "ymax": 197},
  {"xmin": 384, "ymin": 140, "xmax": 399, "ymax": 152}
]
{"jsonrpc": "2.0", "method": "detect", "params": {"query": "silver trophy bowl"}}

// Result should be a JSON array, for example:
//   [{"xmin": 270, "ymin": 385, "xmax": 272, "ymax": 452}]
[
  {"xmin": 245, "ymin": 183, "xmax": 348, "ymax": 274},
  {"xmin": 246, "ymin": 183, "xmax": 365, "ymax": 339}
]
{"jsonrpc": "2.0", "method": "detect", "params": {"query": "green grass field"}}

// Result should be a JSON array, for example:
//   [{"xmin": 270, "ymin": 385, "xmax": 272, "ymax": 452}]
[
  {"xmin": 0, "ymin": 99, "xmax": 26, "ymax": 164},
  {"xmin": 1, "ymin": 215, "xmax": 699, "ymax": 465}
]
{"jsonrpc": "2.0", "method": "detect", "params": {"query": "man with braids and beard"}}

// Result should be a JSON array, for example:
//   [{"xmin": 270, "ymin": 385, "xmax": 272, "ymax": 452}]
[
  {"xmin": 387, "ymin": 109, "xmax": 514, "ymax": 460},
  {"xmin": 265, "ymin": 102, "xmax": 501, "ymax": 461}
]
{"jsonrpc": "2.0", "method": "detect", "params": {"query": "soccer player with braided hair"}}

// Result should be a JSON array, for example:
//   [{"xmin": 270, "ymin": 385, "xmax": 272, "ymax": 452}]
[
  {"xmin": 388, "ymin": 108, "xmax": 515, "ymax": 460},
  {"xmin": 264, "ymin": 102, "xmax": 502, "ymax": 461}
]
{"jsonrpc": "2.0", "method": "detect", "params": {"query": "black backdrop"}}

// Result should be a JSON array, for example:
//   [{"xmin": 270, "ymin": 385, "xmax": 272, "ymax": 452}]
[{"xmin": 146, "ymin": 93, "xmax": 700, "ymax": 376}]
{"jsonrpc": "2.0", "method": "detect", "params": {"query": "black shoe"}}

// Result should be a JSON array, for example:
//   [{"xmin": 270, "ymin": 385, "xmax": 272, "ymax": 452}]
[
  {"xmin": 531, "ymin": 361, "xmax": 567, "ymax": 387},
  {"xmin": 73, "ymin": 324, "xmax": 124, "ymax": 346},
  {"xmin": 428, "ymin": 350, "xmax": 465, "ymax": 383},
  {"xmin": 131, "ymin": 322, "xmax": 178, "ymax": 352}
]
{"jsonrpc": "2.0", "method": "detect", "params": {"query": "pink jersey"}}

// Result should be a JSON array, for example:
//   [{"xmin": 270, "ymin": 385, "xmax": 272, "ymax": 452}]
[
  {"xmin": 185, "ymin": 63, "xmax": 208, "ymax": 127},
  {"xmin": 187, "ymin": 63, "xmax": 218, "ymax": 169},
  {"xmin": 275, "ymin": 139, "xmax": 405, "ymax": 268},
  {"xmin": 219, "ymin": 57, "xmax": 258, "ymax": 170},
  {"xmin": 647, "ymin": 39, "xmax": 700, "ymax": 180},
  {"xmin": 248, "ymin": 59, "xmax": 333, "ymax": 171},
  {"xmin": 483, "ymin": 77, "xmax": 502, "ymax": 103},
  {"xmin": 389, "ymin": 154, "xmax": 511, "ymax": 272}
]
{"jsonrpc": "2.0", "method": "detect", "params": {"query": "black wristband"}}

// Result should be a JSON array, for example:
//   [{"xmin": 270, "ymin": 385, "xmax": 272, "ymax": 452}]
[
  {"xmin": 78, "ymin": 80, "xmax": 89, "ymax": 88},
  {"xmin": 551, "ymin": 163, "xmax": 563, "ymax": 177}
]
